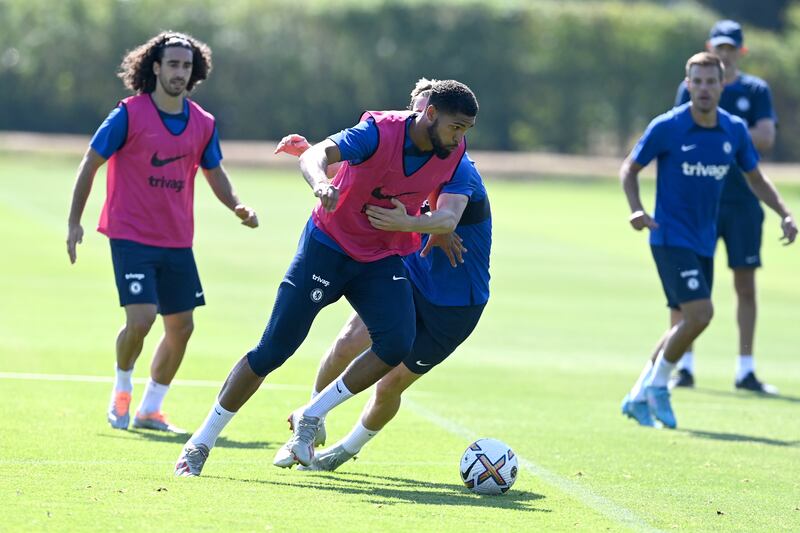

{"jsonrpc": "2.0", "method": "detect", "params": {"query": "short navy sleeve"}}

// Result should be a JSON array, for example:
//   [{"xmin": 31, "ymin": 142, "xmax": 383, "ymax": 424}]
[
  {"xmin": 90, "ymin": 105, "xmax": 127, "ymax": 158},
  {"xmin": 441, "ymin": 152, "xmax": 477, "ymax": 198},
  {"xmin": 200, "ymin": 126, "xmax": 223, "ymax": 169},
  {"xmin": 631, "ymin": 117, "xmax": 668, "ymax": 167},
  {"xmin": 675, "ymin": 81, "xmax": 690, "ymax": 107},
  {"xmin": 750, "ymin": 83, "xmax": 777, "ymax": 124},
  {"xmin": 328, "ymin": 118, "xmax": 379, "ymax": 164},
  {"xmin": 735, "ymin": 121, "xmax": 759, "ymax": 173}
]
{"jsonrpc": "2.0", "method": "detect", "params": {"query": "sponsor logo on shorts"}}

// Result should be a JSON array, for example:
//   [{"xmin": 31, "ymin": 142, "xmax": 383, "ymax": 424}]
[
  {"xmin": 682, "ymin": 162, "xmax": 729, "ymax": 180},
  {"xmin": 312, "ymin": 274, "xmax": 330, "ymax": 287},
  {"xmin": 679, "ymin": 269, "xmax": 699, "ymax": 278},
  {"xmin": 392, "ymin": 275, "xmax": 407, "ymax": 281},
  {"xmin": 195, "ymin": 291, "xmax": 204, "ymax": 298},
  {"xmin": 416, "ymin": 360, "xmax": 432, "ymax": 367},
  {"xmin": 129, "ymin": 281, "xmax": 143, "ymax": 295},
  {"xmin": 310, "ymin": 288, "xmax": 324, "ymax": 303},
  {"xmin": 124, "ymin": 273, "xmax": 145, "ymax": 280},
  {"xmin": 745, "ymin": 255, "xmax": 760, "ymax": 264}
]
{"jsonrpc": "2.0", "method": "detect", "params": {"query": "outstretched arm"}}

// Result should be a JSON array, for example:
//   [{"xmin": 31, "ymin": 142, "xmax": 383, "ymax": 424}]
[
  {"xmin": 202, "ymin": 164, "xmax": 258, "ymax": 228},
  {"xmin": 743, "ymin": 167, "xmax": 797, "ymax": 245},
  {"xmin": 365, "ymin": 193, "xmax": 468, "ymax": 235},
  {"xmin": 620, "ymin": 156, "xmax": 658, "ymax": 231},
  {"xmin": 66, "ymin": 148, "xmax": 106, "ymax": 264},
  {"xmin": 275, "ymin": 134, "xmax": 341, "ymax": 178},
  {"xmin": 299, "ymin": 139, "xmax": 343, "ymax": 212}
]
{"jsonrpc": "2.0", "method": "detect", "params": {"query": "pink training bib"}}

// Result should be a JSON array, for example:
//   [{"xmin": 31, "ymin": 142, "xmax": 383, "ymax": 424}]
[
  {"xmin": 98, "ymin": 94, "xmax": 215, "ymax": 248},
  {"xmin": 313, "ymin": 111, "xmax": 466, "ymax": 262}
]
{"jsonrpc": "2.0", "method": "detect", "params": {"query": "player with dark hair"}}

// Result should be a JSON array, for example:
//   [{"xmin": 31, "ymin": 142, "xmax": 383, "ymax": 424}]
[
  {"xmin": 672, "ymin": 20, "xmax": 780, "ymax": 393},
  {"xmin": 66, "ymin": 31, "xmax": 258, "ymax": 434},
  {"xmin": 619, "ymin": 52, "xmax": 795, "ymax": 428},
  {"xmin": 273, "ymin": 78, "xmax": 491, "ymax": 471},
  {"xmin": 176, "ymin": 79, "xmax": 480, "ymax": 476},
  {"xmin": 117, "ymin": 32, "xmax": 213, "ymax": 94}
]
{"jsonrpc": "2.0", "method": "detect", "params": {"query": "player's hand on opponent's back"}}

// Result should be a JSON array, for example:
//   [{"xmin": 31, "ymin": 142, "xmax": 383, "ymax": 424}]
[
  {"xmin": 66, "ymin": 222, "xmax": 84, "ymax": 264},
  {"xmin": 314, "ymin": 182, "xmax": 339, "ymax": 212},
  {"xmin": 235, "ymin": 204, "xmax": 259, "ymax": 228},
  {"xmin": 421, "ymin": 232, "xmax": 467, "ymax": 267},
  {"xmin": 628, "ymin": 210, "xmax": 659, "ymax": 231},
  {"xmin": 274, "ymin": 134, "xmax": 311, "ymax": 157},
  {"xmin": 780, "ymin": 215, "xmax": 797, "ymax": 245}
]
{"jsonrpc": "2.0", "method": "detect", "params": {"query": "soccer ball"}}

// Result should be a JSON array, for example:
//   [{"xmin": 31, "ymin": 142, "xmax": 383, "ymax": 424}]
[{"xmin": 460, "ymin": 438, "xmax": 519, "ymax": 495}]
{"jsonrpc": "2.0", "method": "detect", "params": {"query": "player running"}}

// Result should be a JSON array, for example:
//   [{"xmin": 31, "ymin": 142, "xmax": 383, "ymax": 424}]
[
  {"xmin": 66, "ymin": 32, "xmax": 258, "ymax": 433},
  {"xmin": 175, "ymin": 79, "xmax": 479, "ymax": 475},
  {"xmin": 672, "ymin": 20, "xmax": 780, "ymax": 393},
  {"xmin": 619, "ymin": 52, "xmax": 796, "ymax": 429},
  {"xmin": 275, "ymin": 79, "xmax": 491, "ymax": 471}
]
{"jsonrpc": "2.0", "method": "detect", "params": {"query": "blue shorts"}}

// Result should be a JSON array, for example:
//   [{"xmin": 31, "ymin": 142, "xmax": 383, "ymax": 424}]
[
  {"xmin": 718, "ymin": 201, "xmax": 764, "ymax": 269},
  {"xmin": 246, "ymin": 220, "xmax": 416, "ymax": 377},
  {"xmin": 651, "ymin": 245, "xmax": 713, "ymax": 310},
  {"xmin": 109, "ymin": 239, "xmax": 205, "ymax": 315},
  {"xmin": 403, "ymin": 286, "xmax": 485, "ymax": 375}
]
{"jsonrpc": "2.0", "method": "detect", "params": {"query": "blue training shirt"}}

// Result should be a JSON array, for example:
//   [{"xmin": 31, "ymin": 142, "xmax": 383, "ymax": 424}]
[
  {"xmin": 675, "ymin": 73, "xmax": 775, "ymax": 204},
  {"xmin": 330, "ymin": 117, "xmax": 490, "ymax": 306},
  {"xmin": 632, "ymin": 103, "xmax": 759, "ymax": 257},
  {"xmin": 404, "ymin": 154, "xmax": 491, "ymax": 306},
  {"xmin": 90, "ymin": 97, "xmax": 223, "ymax": 169}
]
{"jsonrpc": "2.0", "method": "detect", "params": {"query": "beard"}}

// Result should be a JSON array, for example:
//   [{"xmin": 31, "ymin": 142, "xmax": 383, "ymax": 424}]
[
  {"xmin": 427, "ymin": 120, "xmax": 457, "ymax": 159},
  {"xmin": 159, "ymin": 75, "xmax": 186, "ymax": 97}
]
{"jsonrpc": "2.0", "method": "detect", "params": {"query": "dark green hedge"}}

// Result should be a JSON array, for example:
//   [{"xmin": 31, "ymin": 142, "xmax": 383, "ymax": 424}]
[{"xmin": 1, "ymin": 0, "xmax": 798, "ymax": 158}]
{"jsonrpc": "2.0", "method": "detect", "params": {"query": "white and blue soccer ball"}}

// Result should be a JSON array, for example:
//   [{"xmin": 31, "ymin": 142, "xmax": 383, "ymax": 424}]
[{"xmin": 460, "ymin": 438, "xmax": 519, "ymax": 495}]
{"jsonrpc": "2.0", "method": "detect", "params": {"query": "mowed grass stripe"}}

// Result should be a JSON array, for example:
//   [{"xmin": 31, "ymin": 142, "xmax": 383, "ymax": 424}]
[
  {"xmin": 2, "ymin": 153, "xmax": 800, "ymax": 531},
  {"xmin": 0, "ymin": 371, "xmax": 306, "ymax": 391},
  {"xmin": 405, "ymin": 398, "xmax": 663, "ymax": 533}
]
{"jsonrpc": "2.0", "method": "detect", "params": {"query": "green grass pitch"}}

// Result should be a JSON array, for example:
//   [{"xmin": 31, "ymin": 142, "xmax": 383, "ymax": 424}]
[{"xmin": 1, "ymin": 152, "xmax": 799, "ymax": 531}]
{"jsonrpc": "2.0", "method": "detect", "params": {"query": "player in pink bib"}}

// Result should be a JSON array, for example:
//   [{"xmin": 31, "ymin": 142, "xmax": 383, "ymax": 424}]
[
  {"xmin": 176, "ymin": 80, "xmax": 479, "ymax": 476},
  {"xmin": 66, "ymin": 32, "xmax": 258, "ymax": 434}
]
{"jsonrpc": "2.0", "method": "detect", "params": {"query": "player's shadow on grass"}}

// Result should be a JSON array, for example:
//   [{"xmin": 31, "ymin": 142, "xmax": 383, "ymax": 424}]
[
  {"xmin": 679, "ymin": 428, "xmax": 799, "ymax": 448},
  {"xmin": 210, "ymin": 471, "xmax": 548, "ymax": 512},
  {"xmin": 97, "ymin": 431, "xmax": 271, "ymax": 449},
  {"xmin": 688, "ymin": 387, "xmax": 800, "ymax": 404}
]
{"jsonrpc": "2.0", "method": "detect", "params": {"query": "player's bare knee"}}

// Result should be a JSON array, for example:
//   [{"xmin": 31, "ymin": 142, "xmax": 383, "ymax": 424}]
[
  {"xmin": 374, "ymin": 379, "xmax": 403, "ymax": 407},
  {"xmin": 170, "ymin": 319, "xmax": 194, "ymax": 341},
  {"xmin": 330, "ymin": 335, "xmax": 366, "ymax": 365},
  {"xmin": 734, "ymin": 282, "xmax": 756, "ymax": 303},
  {"xmin": 126, "ymin": 315, "xmax": 156, "ymax": 339},
  {"xmin": 375, "ymin": 372, "xmax": 402, "ymax": 398},
  {"xmin": 685, "ymin": 302, "xmax": 714, "ymax": 330}
]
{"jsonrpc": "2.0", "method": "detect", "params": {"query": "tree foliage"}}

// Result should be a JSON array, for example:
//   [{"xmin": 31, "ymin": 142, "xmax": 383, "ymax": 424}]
[{"xmin": 1, "ymin": 0, "xmax": 799, "ymax": 158}]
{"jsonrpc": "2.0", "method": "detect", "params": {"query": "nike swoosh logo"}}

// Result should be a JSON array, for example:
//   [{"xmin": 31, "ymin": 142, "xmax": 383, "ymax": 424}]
[
  {"xmin": 393, "ymin": 276, "xmax": 407, "ymax": 281},
  {"xmin": 416, "ymin": 360, "xmax": 432, "ymax": 367},
  {"xmin": 195, "ymin": 291, "xmax": 204, "ymax": 298},
  {"xmin": 461, "ymin": 461, "xmax": 475, "ymax": 481},
  {"xmin": 336, "ymin": 382, "xmax": 342, "ymax": 393},
  {"xmin": 371, "ymin": 187, "xmax": 418, "ymax": 200},
  {"xmin": 151, "ymin": 152, "xmax": 188, "ymax": 167},
  {"xmin": 214, "ymin": 408, "xmax": 221, "ymax": 416},
  {"xmin": 680, "ymin": 144, "xmax": 697, "ymax": 152}
]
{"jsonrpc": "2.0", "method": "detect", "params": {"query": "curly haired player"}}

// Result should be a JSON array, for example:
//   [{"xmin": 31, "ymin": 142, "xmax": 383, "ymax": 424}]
[{"xmin": 66, "ymin": 31, "xmax": 258, "ymax": 434}]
